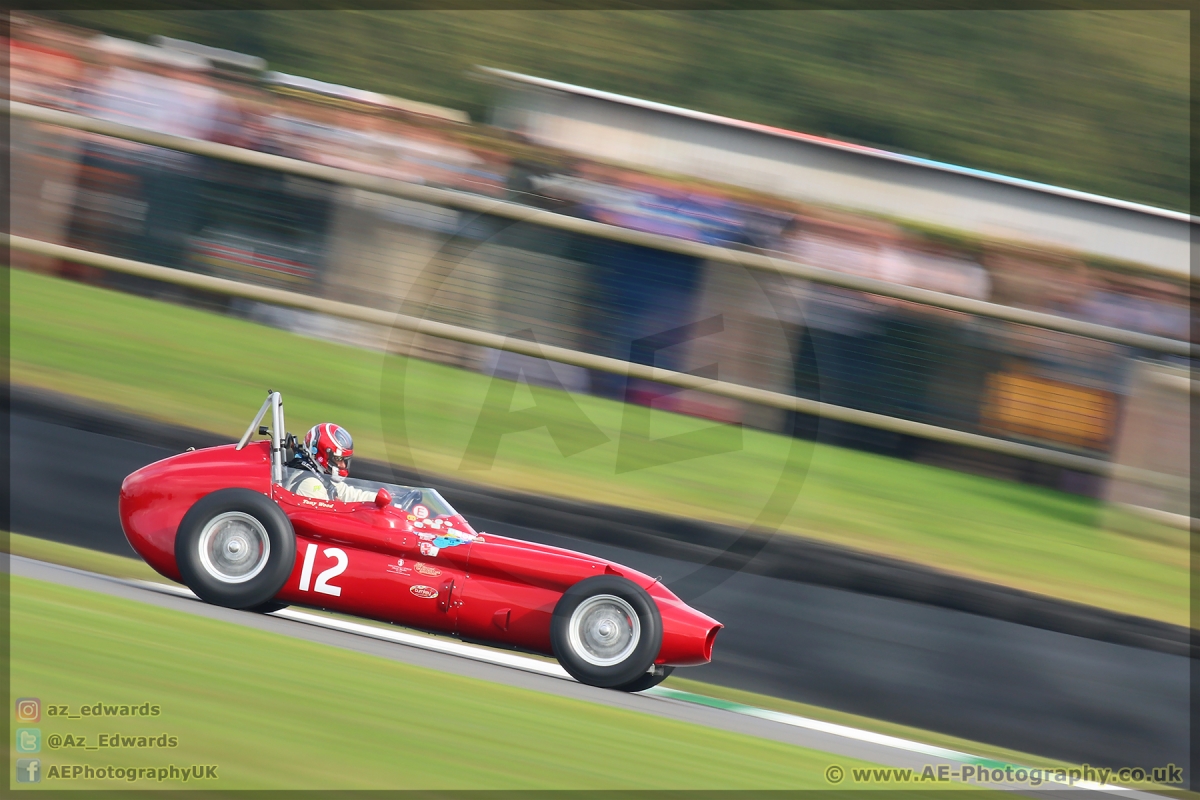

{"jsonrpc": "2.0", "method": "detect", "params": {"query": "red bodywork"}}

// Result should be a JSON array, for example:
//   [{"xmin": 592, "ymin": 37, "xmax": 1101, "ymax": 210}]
[{"xmin": 119, "ymin": 442, "xmax": 721, "ymax": 667}]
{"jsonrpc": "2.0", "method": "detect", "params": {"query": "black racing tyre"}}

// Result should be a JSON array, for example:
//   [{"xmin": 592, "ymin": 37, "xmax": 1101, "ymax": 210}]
[
  {"xmin": 550, "ymin": 575, "xmax": 662, "ymax": 689},
  {"xmin": 248, "ymin": 601, "xmax": 290, "ymax": 614},
  {"xmin": 616, "ymin": 665, "xmax": 674, "ymax": 693},
  {"xmin": 175, "ymin": 488, "xmax": 295, "ymax": 610}
]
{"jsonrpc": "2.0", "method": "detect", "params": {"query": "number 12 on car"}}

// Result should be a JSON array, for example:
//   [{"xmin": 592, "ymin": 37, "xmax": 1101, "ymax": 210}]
[{"xmin": 298, "ymin": 543, "xmax": 348, "ymax": 596}]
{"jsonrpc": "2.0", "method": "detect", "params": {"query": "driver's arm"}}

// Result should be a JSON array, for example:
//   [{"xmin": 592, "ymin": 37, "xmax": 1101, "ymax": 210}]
[{"xmin": 331, "ymin": 481, "xmax": 378, "ymax": 504}]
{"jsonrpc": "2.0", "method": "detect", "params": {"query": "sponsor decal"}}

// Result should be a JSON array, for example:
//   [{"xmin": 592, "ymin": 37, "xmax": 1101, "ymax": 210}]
[
  {"xmin": 418, "ymin": 542, "xmax": 440, "ymax": 557},
  {"xmin": 413, "ymin": 504, "xmax": 429, "ymax": 519},
  {"xmin": 431, "ymin": 519, "xmax": 443, "ymax": 528},
  {"xmin": 433, "ymin": 536, "xmax": 469, "ymax": 550},
  {"xmin": 406, "ymin": 514, "xmax": 417, "ymax": 521},
  {"xmin": 414, "ymin": 563, "xmax": 441, "ymax": 577},
  {"xmin": 410, "ymin": 585, "xmax": 438, "ymax": 599},
  {"xmin": 416, "ymin": 531, "xmax": 436, "ymax": 541},
  {"xmin": 386, "ymin": 559, "xmax": 411, "ymax": 575}
]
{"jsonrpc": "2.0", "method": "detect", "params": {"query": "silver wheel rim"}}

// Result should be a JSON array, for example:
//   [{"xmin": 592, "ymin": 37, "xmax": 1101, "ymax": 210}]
[
  {"xmin": 197, "ymin": 512, "xmax": 270, "ymax": 584},
  {"xmin": 568, "ymin": 594, "xmax": 640, "ymax": 667}
]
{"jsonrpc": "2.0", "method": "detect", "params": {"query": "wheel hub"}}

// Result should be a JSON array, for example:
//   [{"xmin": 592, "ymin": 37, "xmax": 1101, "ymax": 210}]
[
  {"xmin": 197, "ymin": 512, "xmax": 271, "ymax": 584},
  {"xmin": 568, "ymin": 594, "xmax": 641, "ymax": 667}
]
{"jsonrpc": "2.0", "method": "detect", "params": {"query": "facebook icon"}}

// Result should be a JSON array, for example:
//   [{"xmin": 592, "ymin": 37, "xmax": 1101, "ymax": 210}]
[{"xmin": 16, "ymin": 758, "xmax": 40, "ymax": 783}]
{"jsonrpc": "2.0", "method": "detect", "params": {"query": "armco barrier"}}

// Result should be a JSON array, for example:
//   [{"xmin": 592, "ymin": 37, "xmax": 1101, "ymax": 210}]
[{"xmin": 8, "ymin": 234, "xmax": 1186, "ymax": 492}]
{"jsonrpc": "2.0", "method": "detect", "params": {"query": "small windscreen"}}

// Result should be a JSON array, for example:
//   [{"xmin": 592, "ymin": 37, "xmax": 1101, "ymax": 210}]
[{"xmin": 281, "ymin": 468, "xmax": 475, "ymax": 534}]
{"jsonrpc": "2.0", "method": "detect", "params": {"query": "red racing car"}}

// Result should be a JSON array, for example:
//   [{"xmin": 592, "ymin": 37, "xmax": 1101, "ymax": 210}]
[{"xmin": 120, "ymin": 391, "xmax": 721, "ymax": 691}]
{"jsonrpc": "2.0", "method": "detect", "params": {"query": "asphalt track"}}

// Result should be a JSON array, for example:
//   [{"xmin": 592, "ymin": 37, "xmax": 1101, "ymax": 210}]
[{"xmin": 14, "ymin": 412, "xmax": 1189, "ymax": 774}]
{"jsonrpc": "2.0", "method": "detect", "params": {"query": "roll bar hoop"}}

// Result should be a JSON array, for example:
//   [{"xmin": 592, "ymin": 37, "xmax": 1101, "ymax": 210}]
[{"xmin": 236, "ymin": 390, "xmax": 286, "ymax": 485}]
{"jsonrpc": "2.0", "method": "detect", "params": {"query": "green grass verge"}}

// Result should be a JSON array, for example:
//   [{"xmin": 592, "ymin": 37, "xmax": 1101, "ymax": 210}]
[
  {"xmin": 11, "ymin": 574, "xmax": 927, "ymax": 790},
  {"xmin": 8, "ymin": 533, "xmax": 163, "ymax": 582},
  {"xmin": 11, "ymin": 269, "xmax": 1187, "ymax": 625}
]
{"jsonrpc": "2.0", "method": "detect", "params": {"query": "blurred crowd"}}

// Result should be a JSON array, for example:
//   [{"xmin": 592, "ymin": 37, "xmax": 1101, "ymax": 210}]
[
  {"xmin": 10, "ymin": 13, "xmax": 1190, "ymax": 489},
  {"xmin": 14, "ymin": 14, "xmax": 1187, "ymax": 325}
]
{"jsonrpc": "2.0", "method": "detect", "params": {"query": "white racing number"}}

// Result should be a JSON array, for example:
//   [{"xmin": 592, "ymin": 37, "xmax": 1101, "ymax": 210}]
[{"xmin": 298, "ymin": 543, "xmax": 348, "ymax": 597}]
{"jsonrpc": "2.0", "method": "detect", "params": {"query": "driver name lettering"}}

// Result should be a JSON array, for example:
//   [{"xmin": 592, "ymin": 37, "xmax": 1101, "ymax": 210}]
[{"xmin": 300, "ymin": 498, "xmax": 336, "ymax": 510}]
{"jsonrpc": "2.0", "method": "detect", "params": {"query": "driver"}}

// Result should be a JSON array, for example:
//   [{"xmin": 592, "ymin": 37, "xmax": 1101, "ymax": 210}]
[{"xmin": 288, "ymin": 423, "xmax": 378, "ymax": 504}]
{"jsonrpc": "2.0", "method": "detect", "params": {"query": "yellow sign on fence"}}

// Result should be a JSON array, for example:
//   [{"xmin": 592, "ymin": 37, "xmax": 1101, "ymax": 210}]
[{"xmin": 981, "ymin": 372, "xmax": 1117, "ymax": 452}]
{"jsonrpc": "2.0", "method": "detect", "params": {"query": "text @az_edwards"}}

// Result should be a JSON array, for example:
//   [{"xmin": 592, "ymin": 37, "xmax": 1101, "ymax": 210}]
[
  {"xmin": 824, "ymin": 763, "xmax": 1184, "ymax": 787},
  {"xmin": 46, "ymin": 732, "xmax": 179, "ymax": 749},
  {"xmin": 41, "ymin": 701, "xmax": 161, "ymax": 719}
]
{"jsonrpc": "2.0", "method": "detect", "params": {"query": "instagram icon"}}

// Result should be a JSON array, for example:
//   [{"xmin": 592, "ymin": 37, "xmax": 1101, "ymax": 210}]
[{"xmin": 15, "ymin": 698, "xmax": 40, "ymax": 723}]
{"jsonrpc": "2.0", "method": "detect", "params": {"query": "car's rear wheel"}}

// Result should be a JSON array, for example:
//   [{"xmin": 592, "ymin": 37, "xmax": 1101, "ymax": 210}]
[
  {"xmin": 616, "ymin": 665, "xmax": 674, "ymax": 693},
  {"xmin": 175, "ymin": 488, "xmax": 295, "ymax": 610},
  {"xmin": 551, "ymin": 576, "xmax": 662, "ymax": 688}
]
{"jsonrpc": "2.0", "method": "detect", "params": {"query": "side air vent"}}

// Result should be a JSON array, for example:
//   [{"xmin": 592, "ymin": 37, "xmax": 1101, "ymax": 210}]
[{"xmin": 492, "ymin": 608, "xmax": 511, "ymax": 631}]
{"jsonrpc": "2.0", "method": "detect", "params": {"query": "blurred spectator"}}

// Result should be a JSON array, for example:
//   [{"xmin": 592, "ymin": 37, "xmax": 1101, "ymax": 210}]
[
  {"xmin": 80, "ymin": 35, "xmax": 221, "ymax": 139},
  {"xmin": 62, "ymin": 35, "xmax": 219, "ymax": 279},
  {"xmin": 11, "ymin": 30, "xmax": 86, "ymax": 110}
]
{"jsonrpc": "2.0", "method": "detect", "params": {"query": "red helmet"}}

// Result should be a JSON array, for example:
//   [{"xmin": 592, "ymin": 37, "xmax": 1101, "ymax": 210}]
[{"xmin": 304, "ymin": 423, "xmax": 354, "ymax": 480}]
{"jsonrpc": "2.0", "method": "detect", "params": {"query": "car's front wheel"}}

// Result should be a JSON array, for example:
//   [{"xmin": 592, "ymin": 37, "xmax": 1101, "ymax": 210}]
[
  {"xmin": 175, "ymin": 488, "xmax": 295, "ymax": 610},
  {"xmin": 551, "ymin": 576, "xmax": 662, "ymax": 688}
]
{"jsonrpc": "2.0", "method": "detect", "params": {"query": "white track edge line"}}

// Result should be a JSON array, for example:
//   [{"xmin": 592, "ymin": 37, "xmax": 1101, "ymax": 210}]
[{"xmin": 131, "ymin": 579, "xmax": 570, "ymax": 678}]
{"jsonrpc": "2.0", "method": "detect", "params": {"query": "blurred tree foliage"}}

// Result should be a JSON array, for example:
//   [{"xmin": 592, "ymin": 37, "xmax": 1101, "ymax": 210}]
[{"xmin": 48, "ymin": 10, "xmax": 1187, "ymax": 211}]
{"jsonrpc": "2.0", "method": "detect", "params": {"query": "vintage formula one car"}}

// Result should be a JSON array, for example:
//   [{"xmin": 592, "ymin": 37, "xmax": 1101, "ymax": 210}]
[{"xmin": 120, "ymin": 391, "xmax": 721, "ymax": 691}]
